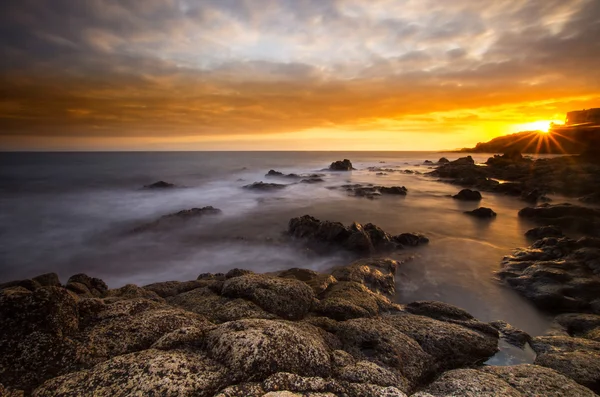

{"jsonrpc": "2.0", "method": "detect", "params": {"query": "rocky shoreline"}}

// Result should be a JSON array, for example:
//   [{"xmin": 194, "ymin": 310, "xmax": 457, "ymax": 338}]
[{"xmin": 3, "ymin": 157, "xmax": 600, "ymax": 396}]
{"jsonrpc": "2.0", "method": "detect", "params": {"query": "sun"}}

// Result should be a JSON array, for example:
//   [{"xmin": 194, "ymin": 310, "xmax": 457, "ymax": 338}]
[{"xmin": 510, "ymin": 120, "xmax": 561, "ymax": 134}]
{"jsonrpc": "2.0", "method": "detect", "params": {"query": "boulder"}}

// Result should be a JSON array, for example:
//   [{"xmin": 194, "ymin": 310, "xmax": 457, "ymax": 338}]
[
  {"xmin": 204, "ymin": 319, "xmax": 332, "ymax": 382},
  {"xmin": 531, "ymin": 335, "xmax": 600, "ymax": 392},
  {"xmin": 412, "ymin": 368, "xmax": 522, "ymax": 397},
  {"xmin": 385, "ymin": 313, "xmax": 499, "ymax": 372},
  {"xmin": 518, "ymin": 203, "xmax": 600, "ymax": 235},
  {"xmin": 277, "ymin": 268, "xmax": 337, "ymax": 295},
  {"xmin": 32, "ymin": 273, "xmax": 61, "ymax": 287},
  {"xmin": 465, "ymin": 207, "xmax": 497, "ymax": 218},
  {"xmin": 329, "ymin": 159, "xmax": 354, "ymax": 171},
  {"xmin": 32, "ymin": 349, "xmax": 227, "ymax": 397},
  {"xmin": 143, "ymin": 280, "xmax": 208, "ymax": 298},
  {"xmin": 489, "ymin": 320, "xmax": 531, "ymax": 348},
  {"xmin": 0, "ymin": 287, "xmax": 80, "ymax": 391},
  {"xmin": 331, "ymin": 258, "xmax": 399, "ymax": 296},
  {"xmin": 221, "ymin": 274, "xmax": 315, "ymax": 320},
  {"xmin": 65, "ymin": 274, "xmax": 108, "ymax": 298},
  {"xmin": 314, "ymin": 281, "xmax": 400, "ymax": 321},
  {"xmin": 452, "ymin": 189, "xmax": 482, "ymax": 201},
  {"xmin": 104, "ymin": 284, "xmax": 164, "ymax": 302},
  {"xmin": 438, "ymin": 157, "xmax": 450, "ymax": 164},
  {"xmin": 332, "ymin": 318, "xmax": 432, "ymax": 388}
]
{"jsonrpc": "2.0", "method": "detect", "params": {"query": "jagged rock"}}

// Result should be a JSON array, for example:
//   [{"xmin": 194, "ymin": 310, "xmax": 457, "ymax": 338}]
[
  {"xmin": 143, "ymin": 180, "xmax": 175, "ymax": 189},
  {"xmin": 329, "ymin": 159, "xmax": 354, "ymax": 171},
  {"xmin": 489, "ymin": 320, "xmax": 532, "ymax": 348},
  {"xmin": 314, "ymin": 281, "xmax": 400, "ymax": 321},
  {"xmin": 465, "ymin": 207, "xmax": 496, "ymax": 218},
  {"xmin": 404, "ymin": 301, "xmax": 498, "ymax": 336},
  {"xmin": 385, "ymin": 313, "xmax": 499, "ymax": 372},
  {"xmin": 451, "ymin": 156, "xmax": 475, "ymax": 166},
  {"xmin": 205, "ymin": 319, "xmax": 332, "ymax": 382},
  {"xmin": 287, "ymin": 215, "xmax": 427, "ymax": 254},
  {"xmin": 525, "ymin": 225, "xmax": 564, "ymax": 239},
  {"xmin": 65, "ymin": 274, "xmax": 108, "ymax": 298},
  {"xmin": 452, "ymin": 189, "xmax": 482, "ymax": 201},
  {"xmin": 143, "ymin": 280, "xmax": 208, "ymax": 298},
  {"xmin": 243, "ymin": 182, "xmax": 287, "ymax": 191},
  {"xmin": 531, "ymin": 335, "xmax": 600, "ymax": 392},
  {"xmin": 277, "ymin": 268, "xmax": 337, "ymax": 295},
  {"xmin": 32, "ymin": 349, "xmax": 226, "ymax": 397},
  {"xmin": 221, "ymin": 274, "xmax": 315, "ymax": 320},
  {"xmin": 331, "ymin": 258, "xmax": 399, "ymax": 296}
]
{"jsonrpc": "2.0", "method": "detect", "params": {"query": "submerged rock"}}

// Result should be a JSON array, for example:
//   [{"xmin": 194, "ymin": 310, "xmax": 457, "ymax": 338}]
[
  {"xmin": 243, "ymin": 181, "xmax": 287, "ymax": 191},
  {"xmin": 143, "ymin": 180, "xmax": 175, "ymax": 189},
  {"xmin": 132, "ymin": 206, "xmax": 222, "ymax": 233},
  {"xmin": 452, "ymin": 189, "xmax": 482, "ymax": 201},
  {"xmin": 464, "ymin": 207, "xmax": 497, "ymax": 218},
  {"xmin": 525, "ymin": 225, "xmax": 564, "ymax": 239},
  {"xmin": 329, "ymin": 159, "xmax": 354, "ymax": 171}
]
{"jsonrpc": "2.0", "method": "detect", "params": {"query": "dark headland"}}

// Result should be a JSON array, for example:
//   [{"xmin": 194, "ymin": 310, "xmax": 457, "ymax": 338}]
[
  {"xmin": 458, "ymin": 108, "xmax": 600, "ymax": 154},
  {"xmin": 2, "ymin": 151, "xmax": 600, "ymax": 396}
]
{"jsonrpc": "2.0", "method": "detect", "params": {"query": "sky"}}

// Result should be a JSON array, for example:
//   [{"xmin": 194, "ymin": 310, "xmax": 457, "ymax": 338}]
[{"xmin": 1, "ymin": 0, "xmax": 599, "ymax": 151}]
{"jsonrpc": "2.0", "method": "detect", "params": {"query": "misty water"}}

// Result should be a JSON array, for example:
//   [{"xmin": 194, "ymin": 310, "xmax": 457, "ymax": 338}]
[{"xmin": 1, "ymin": 151, "xmax": 563, "ymax": 360}]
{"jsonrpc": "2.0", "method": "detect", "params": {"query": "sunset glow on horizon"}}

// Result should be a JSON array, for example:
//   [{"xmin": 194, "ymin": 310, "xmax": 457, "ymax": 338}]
[{"xmin": 1, "ymin": 0, "xmax": 599, "ymax": 151}]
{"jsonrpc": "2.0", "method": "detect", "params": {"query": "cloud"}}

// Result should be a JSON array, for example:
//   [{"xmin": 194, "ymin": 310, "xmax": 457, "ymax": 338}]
[{"xmin": 0, "ymin": 0, "xmax": 599, "ymax": 148}]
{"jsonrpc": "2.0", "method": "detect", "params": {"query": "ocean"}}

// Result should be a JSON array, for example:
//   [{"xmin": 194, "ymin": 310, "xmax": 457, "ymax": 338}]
[{"xmin": 0, "ymin": 151, "xmax": 563, "ymax": 339}]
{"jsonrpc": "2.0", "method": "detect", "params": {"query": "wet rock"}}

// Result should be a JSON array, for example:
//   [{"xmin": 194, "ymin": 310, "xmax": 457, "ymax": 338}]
[
  {"xmin": 465, "ymin": 207, "xmax": 496, "ymax": 218},
  {"xmin": 531, "ymin": 335, "xmax": 600, "ymax": 392},
  {"xmin": 451, "ymin": 156, "xmax": 475, "ymax": 166},
  {"xmin": 489, "ymin": 320, "xmax": 532, "ymax": 348},
  {"xmin": 519, "ymin": 203, "xmax": 600, "ymax": 235},
  {"xmin": 404, "ymin": 301, "xmax": 498, "ymax": 336},
  {"xmin": 314, "ymin": 281, "xmax": 400, "ymax": 321},
  {"xmin": 288, "ymin": 215, "xmax": 427, "ymax": 254},
  {"xmin": 143, "ymin": 180, "xmax": 175, "ymax": 189},
  {"xmin": 132, "ymin": 206, "xmax": 222, "ymax": 233},
  {"xmin": 380, "ymin": 186, "xmax": 408, "ymax": 195},
  {"xmin": 438, "ymin": 157, "xmax": 450, "ymax": 164},
  {"xmin": 277, "ymin": 268, "xmax": 337, "ymax": 295},
  {"xmin": 580, "ymin": 192, "xmax": 600, "ymax": 204},
  {"xmin": 424, "ymin": 160, "xmax": 434, "ymax": 165},
  {"xmin": 339, "ymin": 184, "xmax": 407, "ymax": 198},
  {"xmin": 265, "ymin": 170, "xmax": 301, "ymax": 179},
  {"xmin": 66, "ymin": 274, "xmax": 108, "ymax": 298},
  {"xmin": 498, "ymin": 237, "xmax": 600, "ymax": 313},
  {"xmin": 32, "ymin": 349, "xmax": 227, "ymax": 397},
  {"xmin": 521, "ymin": 188, "xmax": 551, "ymax": 204},
  {"xmin": 221, "ymin": 274, "xmax": 315, "ymax": 320},
  {"xmin": 243, "ymin": 181, "xmax": 287, "ymax": 191},
  {"xmin": 452, "ymin": 189, "xmax": 482, "ymax": 201},
  {"xmin": 394, "ymin": 233, "xmax": 430, "ymax": 247},
  {"xmin": 205, "ymin": 319, "xmax": 332, "ymax": 382},
  {"xmin": 385, "ymin": 313, "xmax": 499, "ymax": 372},
  {"xmin": 301, "ymin": 177, "xmax": 325, "ymax": 184},
  {"xmin": 554, "ymin": 313, "xmax": 600, "ymax": 341},
  {"xmin": 329, "ymin": 159, "xmax": 354, "ymax": 171},
  {"xmin": 143, "ymin": 280, "xmax": 208, "ymax": 298},
  {"xmin": 32, "ymin": 273, "xmax": 61, "ymax": 287},
  {"xmin": 331, "ymin": 258, "xmax": 399, "ymax": 296},
  {"xmin": 525, "ymin": 225, "xmax": 564, "ymax": 239}
]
